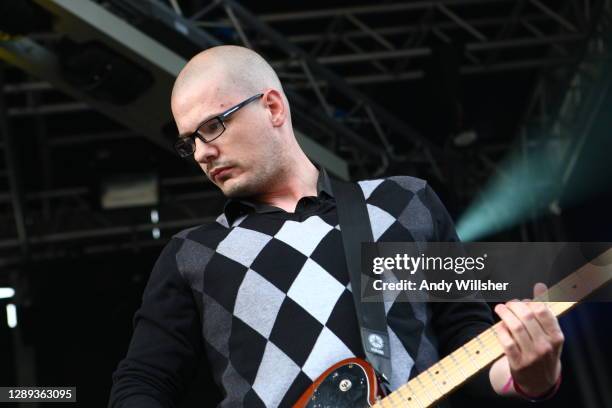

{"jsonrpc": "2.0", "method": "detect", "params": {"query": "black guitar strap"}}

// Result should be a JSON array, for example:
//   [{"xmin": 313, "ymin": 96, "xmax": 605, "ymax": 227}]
[{"xmin": 330, "ymin": 178, "xmax": 392, "ymax": 384}]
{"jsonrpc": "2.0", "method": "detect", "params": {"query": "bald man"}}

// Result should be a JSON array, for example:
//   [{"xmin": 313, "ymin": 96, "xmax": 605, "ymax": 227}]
[
  {"xmin": 169, "ymin": 46, "xmax": 315, "ymax": 210},
  {"xmin": 109, "ymin": 46, "xmax": 562, "ymax": 407}
]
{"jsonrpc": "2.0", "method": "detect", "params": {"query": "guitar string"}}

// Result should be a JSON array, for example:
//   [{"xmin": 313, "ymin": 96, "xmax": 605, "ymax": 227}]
[
  {"xmin": 374, "ymin": 315, "xmax": 568, "ymax": 407},
  {"xmin": 324, "ymin": 269, "xmax": 600, "ymax": 407},
  {"xmin": 356, "ymin": 320, "xmax": 551, "ymax": 408},
  {"xmin": 394, "ymin": 383, "xmax": 422, "ymax": 408},
  {"xmin": 382, "ymin": 301, "xmax": 573, "ymax": 407},
  {"xmin": 369, "ymin": 270, "xmax": 594, "ymax": 407},
  {"xmin": 408, "ymin": 287, "xmax": 578, "ymax": 372}
]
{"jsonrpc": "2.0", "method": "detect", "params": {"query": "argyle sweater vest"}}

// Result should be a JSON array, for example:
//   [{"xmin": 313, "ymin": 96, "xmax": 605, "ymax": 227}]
[{"xmin": 168, "ymin": 175, "xmax": 479, "ymax": 407}]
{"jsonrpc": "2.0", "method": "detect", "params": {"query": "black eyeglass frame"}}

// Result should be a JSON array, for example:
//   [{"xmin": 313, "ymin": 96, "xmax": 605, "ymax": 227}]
[{"xmin": 175, "ymin": 93, "xmax": 264, "ymax": 157}]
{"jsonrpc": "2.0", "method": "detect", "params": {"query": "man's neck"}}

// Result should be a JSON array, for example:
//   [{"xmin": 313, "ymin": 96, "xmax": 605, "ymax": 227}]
[{"xmin": 252, "ymin": 160, "xmax": 319, "ymax": 213}]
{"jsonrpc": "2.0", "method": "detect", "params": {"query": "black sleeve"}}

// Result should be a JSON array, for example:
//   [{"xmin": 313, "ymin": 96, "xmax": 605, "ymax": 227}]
[
  {"xmin": 108, "ymin": 238, "xmax": 203, "ymax": 408},
  {"xmin": 419, "ymin": 184, "xmax": 497, "ymax": 399}
]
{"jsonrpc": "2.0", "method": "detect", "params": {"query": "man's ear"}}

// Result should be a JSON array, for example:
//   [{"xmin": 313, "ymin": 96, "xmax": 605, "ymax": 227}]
[{"xmin": 263, "ymin": 89, "xmax": 286, "ymax": 127}]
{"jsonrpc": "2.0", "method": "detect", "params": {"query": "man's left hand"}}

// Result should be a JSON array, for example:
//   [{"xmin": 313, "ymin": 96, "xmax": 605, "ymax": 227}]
[{"xmin": 493, "ymin": 283, "xmax": 564, "ymax": 396}]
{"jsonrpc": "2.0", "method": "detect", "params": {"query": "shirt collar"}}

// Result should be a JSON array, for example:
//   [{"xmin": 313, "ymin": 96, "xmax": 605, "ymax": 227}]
[
  {"xmin": 316, "ymin": 165, "xmax": 334, "ymax": 199},
  {"xmin": 223, "ymin": 164, "xmax": 334, "ymax": 226}
]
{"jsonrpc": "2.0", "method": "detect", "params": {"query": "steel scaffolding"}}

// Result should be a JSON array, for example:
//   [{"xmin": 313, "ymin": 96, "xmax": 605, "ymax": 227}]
[{"xmin": 0, "ymin": 0, "xmax": 609, "ymax": 266}]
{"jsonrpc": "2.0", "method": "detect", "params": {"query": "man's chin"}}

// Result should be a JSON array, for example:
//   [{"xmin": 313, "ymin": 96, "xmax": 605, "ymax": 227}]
[{"xmin": 219, "ymin": 177, "xmax": 250, "ymax": 199}]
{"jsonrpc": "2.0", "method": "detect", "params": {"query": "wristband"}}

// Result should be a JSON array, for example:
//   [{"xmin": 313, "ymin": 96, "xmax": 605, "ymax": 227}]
[
  {"xmin": 501, "ymin": 376, "xmax": 514, "ymax": 394},
  {"xmin": 513, "ymin": 373, "xmax": 562, "ymax": 402}
]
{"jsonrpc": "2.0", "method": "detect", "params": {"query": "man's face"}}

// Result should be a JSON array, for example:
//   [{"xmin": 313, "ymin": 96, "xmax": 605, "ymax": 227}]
[{"xmin": 171, "ymin": 76, "xmax": 282, "ymax": 198}]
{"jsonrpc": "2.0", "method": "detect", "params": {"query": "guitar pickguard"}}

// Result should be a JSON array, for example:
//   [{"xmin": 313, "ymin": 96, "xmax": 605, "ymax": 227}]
[{"xmin": 305, "ymin": 362, "xmax": 372, "ymax": 408}]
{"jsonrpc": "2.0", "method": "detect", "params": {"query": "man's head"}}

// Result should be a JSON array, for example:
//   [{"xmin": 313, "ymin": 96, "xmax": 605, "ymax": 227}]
[{"xmin": 171, "ymin": 45, "xmax": 295, "ymax": 199}]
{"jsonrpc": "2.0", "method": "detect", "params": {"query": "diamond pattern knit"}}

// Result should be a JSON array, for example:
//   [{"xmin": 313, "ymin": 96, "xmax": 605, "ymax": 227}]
[{"xmin": 110, "ymin": 175, "xmax": 493, "ymax": 408}]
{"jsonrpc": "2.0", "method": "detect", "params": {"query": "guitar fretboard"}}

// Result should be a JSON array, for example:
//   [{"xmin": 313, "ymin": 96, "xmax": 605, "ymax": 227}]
[{"xmin": 372, "ymin": 247, "xmax": 612, "ymax": 408}]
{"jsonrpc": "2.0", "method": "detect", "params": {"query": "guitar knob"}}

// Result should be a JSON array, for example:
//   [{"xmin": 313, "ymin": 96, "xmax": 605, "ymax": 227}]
[{"xmin": 339, "ymin": 379, "xmax": 352, "ymax": 392}]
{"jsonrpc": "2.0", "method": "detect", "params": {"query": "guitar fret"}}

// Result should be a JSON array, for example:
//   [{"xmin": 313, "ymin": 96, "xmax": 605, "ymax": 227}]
[
  {"xmin": 550, "ymin": 277, "xmax": 576, "ymax": 301},
  {"xmin": 413, "ymin": 364, "xmax": 446, "ymax": 401},
  {"xmin": 376, "ymin": 396, "xmax": 394, "ymax": 408},
  {"xmin": 415, "ymin": 373, "xmax": 437, "ymax": 403},
  {"xmin": 395, "ymin": 386, "xmax": 419, "ymax": 408},
  {"xmin": 404, "ymin": 382, "xmax": 425, "ymax": 408},
  {"xmin": 483, "ymin": 328, "xmax": 504, "ymax": 357},
  {"xmin": 449, "ymin": 352, "xmax": 468, "ymax": 380},
  {"xmin": 474, "ymin": 334, "xmax": 491, "ymax": 361},
  {"xmin": 425, "ymin": 367, "xmax": 445, "ymax": 396},
  {"xmin": 461, "ymin": 345, "xmax": 479, "ymax": 371},
  {"xmin": 389, "ymin": 387, "xmax": 412, "ymax": 407},
  {"xmin": 386, "ymin": 390, "xmax": 403, "ymax": 408},
  {"xmin": 436, "ymin": 360, "xmax": 456, "ymax": 390}
]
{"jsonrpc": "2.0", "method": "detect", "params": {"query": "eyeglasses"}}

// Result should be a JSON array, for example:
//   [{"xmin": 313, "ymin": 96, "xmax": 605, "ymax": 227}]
[{"xmin": 174, "ymin": 93, "xmax": 264, "ymax": 158}]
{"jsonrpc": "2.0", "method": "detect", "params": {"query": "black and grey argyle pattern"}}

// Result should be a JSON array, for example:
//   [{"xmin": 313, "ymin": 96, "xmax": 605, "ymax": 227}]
[{"xmin": 172, "ymin": 176, "xmax": 449, "ymax": 407}]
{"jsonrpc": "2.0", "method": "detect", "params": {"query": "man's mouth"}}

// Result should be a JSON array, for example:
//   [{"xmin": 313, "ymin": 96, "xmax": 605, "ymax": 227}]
[{"xmin": 210, "ymin": 167, "xmax": 233, "ymax": 181}]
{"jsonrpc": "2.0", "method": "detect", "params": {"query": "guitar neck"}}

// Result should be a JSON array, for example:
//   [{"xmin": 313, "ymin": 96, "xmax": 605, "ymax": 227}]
[{"xmin": 373, "ymin": 247, "xmax": 612, "ymax": 408}]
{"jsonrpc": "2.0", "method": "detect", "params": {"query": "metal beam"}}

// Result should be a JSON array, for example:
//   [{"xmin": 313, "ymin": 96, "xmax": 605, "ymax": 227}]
[
  {"xmin": 48, "ymin": 130, "xmax": 141, "ymax": 146},
  {"xmin": 0, "ymin": 175, "xmax": 215, "ymax": 204},
  {"xmin": 521, "ymin": 19, "xmax": 571, "ymax": 56},
  {"xmin": 436, "ymin": 3, "xmax": 488, "ymax": 41},
  {"xmin": 344, "ymin": 14, "xmax": 395, "ymax": 50},
  {"xmin": 7, "ymin": 102, "xmax": 90, "ymax": 116},
  {"xmin": 271, "ymin": 33, "xmax": 584, "ymax": 67},
  {"xmin": 3, "ymin": 81, "xmax": 53, "ymax": 93},
  {"xmin": 295, "ymin": 130, "xmax": 350, "ymax": 180},
  {"xmin": 0, "ymin": 217, "xmax": 215, "ymax": 249},
  {"xmin": 222, "ymin": 14, "xmax": 552, "ymax": 45},
  {"xmin": 256, "ymin": 0, "xmax": 512, "ymax": 22},
  {"xmin": 529, "ymin": 0, "xmax": 578, "ymax": 32},
  {"xmin": 0, "ymin": 69, "xmax": 29, "ymax": 257},
  {"xmin": 0, "ymin": 36, "xmax": 174, "ymax": 153},
  {"xmin": 37, "ymin": 0, "xmax": 188, "ymax": 76},
  {"xmin": 342, "ymin": 57, "xmax": 575, "ymax": 85}
]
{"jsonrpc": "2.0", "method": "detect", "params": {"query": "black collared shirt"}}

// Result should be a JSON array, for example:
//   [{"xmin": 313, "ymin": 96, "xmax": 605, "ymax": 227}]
[{"xmin": 223, "ymin": 166, "xmax": 335, "ymax": 226}]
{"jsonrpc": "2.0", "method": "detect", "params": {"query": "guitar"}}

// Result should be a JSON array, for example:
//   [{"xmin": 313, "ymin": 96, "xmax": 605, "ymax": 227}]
[{"xmin": 294, "ymin": 248, "xmax": 612, "ymax": 408}]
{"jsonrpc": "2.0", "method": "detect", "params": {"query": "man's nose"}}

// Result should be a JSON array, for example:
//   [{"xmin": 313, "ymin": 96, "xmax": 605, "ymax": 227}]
[{"xmin": 193, "ymin": 137, "xmax": 218, "ymax": 164}]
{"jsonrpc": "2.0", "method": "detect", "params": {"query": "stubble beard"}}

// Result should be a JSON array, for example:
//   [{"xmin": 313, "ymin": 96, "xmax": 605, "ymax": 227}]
[
  {"xmin": 220, "ymin": 136, "xmax": 286, "ymax": 199},
  {"xmin": 221, "ymin": 162, "xmax": 276, "ymax": 199}
]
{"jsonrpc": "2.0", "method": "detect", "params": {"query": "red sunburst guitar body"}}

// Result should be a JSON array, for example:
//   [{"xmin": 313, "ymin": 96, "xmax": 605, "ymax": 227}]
[{"xmin": 293, "ymin": 357, "xmax": 382, "ymax": 408}]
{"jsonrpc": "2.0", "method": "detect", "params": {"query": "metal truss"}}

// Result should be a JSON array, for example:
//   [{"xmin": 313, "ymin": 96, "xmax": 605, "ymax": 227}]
[
  {"xmin": 0, "ymin": 0, "xmax": 445, "ymax": 266},
  {"xmin": 0, "ymin": 69, "xmax": 29, "ymax": 259},
  {"xmin": 191, "ymin": 0, "xmax": 596, "ymax": 83},
  {"xmin": 0, "ymin": 172, "xmax": 223, "ymax": 269},
  {"xmin": 100, "ymin": 0, "xmax": 448, "ymax": 177},
  {"xmin": 0, "ymin": 0, "xmax": 608, "ymax": 267},
  {"xmin": 469, "ymin": 0, "xmax": 612, "ymax": 240},
  {"xmin": 179, "ymin": 0, "xmax": 605, "ymax": 184},
  {"xmin": 524, "ymin": 0, "xmax": 612, "ymax": 204}
]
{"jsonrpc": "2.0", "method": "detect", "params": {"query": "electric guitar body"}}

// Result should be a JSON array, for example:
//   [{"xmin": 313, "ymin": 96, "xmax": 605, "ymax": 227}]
[{"xmin": 293, "ymin": 357, "xmax": 380, "ymax": 408}]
